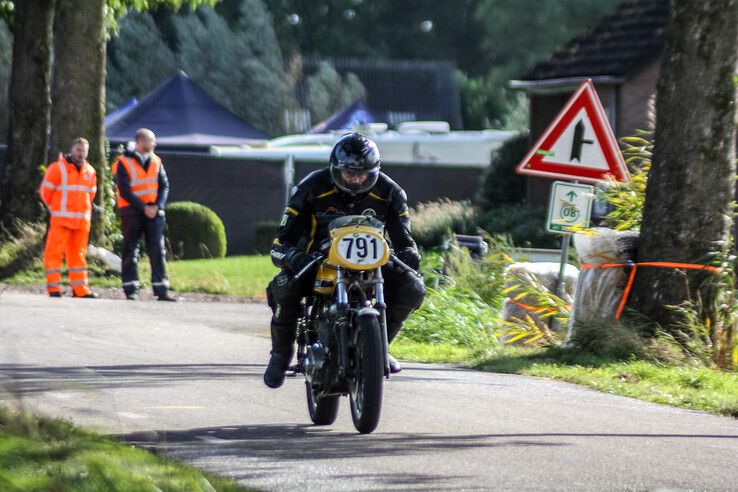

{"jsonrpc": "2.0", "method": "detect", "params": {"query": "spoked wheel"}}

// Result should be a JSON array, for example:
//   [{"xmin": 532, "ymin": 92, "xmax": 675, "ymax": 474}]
[
  {"xmin": 349, "ymin": 314, "xmax": 384, "ymax": 434},
  {"xmin": 306, "ymin": 380, "xmax": 340, "ymax": 425}
]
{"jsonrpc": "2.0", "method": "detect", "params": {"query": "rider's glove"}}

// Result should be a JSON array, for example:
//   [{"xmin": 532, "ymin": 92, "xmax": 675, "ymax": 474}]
[
  {"xmin": 285, "ymin": 249, "xmax": 311, "ymax": 273},
  {"xmin": 396, "ymin": 247, "xmax": 421, "ymax": 271}
]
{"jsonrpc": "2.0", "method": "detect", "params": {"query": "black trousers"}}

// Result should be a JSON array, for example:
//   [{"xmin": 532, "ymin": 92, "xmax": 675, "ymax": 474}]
[
  {"xmin": 266, "ymin": 264, "xmax": 426, "ymax": 357},
  {"xmin": 121, "ymin": 213, "xmax": 169, "ymax": 297}
]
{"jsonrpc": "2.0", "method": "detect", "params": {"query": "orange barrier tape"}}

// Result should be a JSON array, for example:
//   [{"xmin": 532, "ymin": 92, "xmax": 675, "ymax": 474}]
[{"xmin": 580, "ymin": 261, "xmax": 721, "ymax": 319}]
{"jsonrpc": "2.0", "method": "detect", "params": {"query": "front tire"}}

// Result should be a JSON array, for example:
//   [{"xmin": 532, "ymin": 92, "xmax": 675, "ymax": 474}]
[
  {"xmin": 349, "ymin": 314, "xmax": 384, "ymax": 434},
  {"xmin": 306, "ymin": 380, "xmax": 340, "ymax": 425}
]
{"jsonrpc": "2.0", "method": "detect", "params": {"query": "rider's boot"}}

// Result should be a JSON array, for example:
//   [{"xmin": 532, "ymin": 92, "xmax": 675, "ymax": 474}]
[
  {"xmin": 264, "ymin": 351, "xmax": 292, "ymax": 388},
  {"xmin": 387, "ymin": 321, "xmax": 403, "ymax": 374},
  {"xmin": 264, "ymin": 322, "xmax": 296, "ymax": 388},
  {"xmin": 387, "ymin": 354, "xmax": 402, "ymax": 374}
]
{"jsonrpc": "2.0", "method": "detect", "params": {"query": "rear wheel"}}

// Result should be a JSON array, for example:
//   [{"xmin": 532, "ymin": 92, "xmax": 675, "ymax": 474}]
[
  {"xmin": 306, "ymin": 380, "xmax": 340, "ymax": 425},
  {"xmin": 349, "ymin": 314, "xmax": 384, "ymax": 434}
]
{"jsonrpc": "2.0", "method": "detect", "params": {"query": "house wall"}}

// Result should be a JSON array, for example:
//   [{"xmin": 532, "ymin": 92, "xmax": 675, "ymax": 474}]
[{"xmin": 618, "ymin": 61, "xmax": 660, "ymax": 136}]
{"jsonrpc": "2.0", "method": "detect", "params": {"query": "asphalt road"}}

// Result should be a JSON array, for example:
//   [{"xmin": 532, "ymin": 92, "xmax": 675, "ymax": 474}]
[{"xmin": 1, "ymin": 291, "xmax": 737, "ymax": 491}]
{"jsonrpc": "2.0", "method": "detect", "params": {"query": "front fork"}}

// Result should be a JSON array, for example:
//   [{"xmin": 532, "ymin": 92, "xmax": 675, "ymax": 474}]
[
  {"xmin": 374, "ymin": 267, "xmax": 390, "ymax": 378},
  {"xmin": 335, "ymin": 268, "xmax": 391, "ymax": 379},
  {"xmin": 336, "ymin": 269, "xmax": 350, "ymax": 377}
]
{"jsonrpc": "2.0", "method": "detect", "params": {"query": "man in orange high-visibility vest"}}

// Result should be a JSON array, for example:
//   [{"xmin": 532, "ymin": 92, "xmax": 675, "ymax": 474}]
[
  {"xmin": 39, "ymin": 137, "xmax": 98, "ymax": 298},
  {"xmin": 112, "ymin": 128, "xmax": 176, "ymax": 301}
]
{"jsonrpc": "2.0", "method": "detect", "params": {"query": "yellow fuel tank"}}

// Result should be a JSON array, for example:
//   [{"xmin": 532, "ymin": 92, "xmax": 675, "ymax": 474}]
[{"xmin": 313, "ymin": 263, "xmax": 338, "ymax": 295}]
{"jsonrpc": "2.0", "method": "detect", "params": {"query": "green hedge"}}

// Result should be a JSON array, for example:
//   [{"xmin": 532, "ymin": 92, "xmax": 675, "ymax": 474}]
[
  {"xmin": 410, "ymin": 199, "xmax": 477, "ymax": 250},
  {"xmin": 166, "ymin": 201, "xmax": 227, "ymax": 259},
  {"xmin": 478, "ymin": 132, "xmax": 529, "ymax": 208}
]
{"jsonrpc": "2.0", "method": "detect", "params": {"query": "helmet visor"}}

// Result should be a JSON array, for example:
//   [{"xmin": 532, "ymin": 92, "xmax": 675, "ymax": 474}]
[{"xmin": 331, "ymin": 166, "xmax": 379, "ymax": 194}]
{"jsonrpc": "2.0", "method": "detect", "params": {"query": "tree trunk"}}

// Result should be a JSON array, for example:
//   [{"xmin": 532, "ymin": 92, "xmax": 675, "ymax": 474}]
[
  {"xmin": 0, "ymin": 0, "xmax": 55, "ymax": 229},
  {"xmin": 50, "ymin": 0, "xmax": 107, "ymax": 243},
  {"xmin": 629, "ymin": 1, "xmax": 738, "ymax": 334}
]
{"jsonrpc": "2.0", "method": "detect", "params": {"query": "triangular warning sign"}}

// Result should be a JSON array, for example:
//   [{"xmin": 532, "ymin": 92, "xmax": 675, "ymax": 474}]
[{"xmin": 516, "ymin": 79, "xmax": 630, "ymax": 184}]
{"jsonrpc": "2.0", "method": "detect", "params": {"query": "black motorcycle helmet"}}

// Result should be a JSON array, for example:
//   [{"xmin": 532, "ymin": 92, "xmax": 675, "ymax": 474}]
[{"xmin": 329, "ymin": 133, "xmax": 381, "ymax": 196}]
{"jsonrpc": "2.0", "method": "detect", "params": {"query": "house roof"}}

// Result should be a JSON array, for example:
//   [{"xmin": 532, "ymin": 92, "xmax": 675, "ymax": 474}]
[
  {"xmin": 105, "ymin": 71, "xmax": 268, "ymax": 146},
  {"xmin": 519, "ymin": 0, "xmax": 669, "ymax": 82}
]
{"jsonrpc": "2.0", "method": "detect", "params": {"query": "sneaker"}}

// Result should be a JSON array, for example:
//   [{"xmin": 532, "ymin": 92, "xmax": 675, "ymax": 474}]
[
  {"xmin": 125, "ymin": 293, "xmax": 138, "ymax": 300},
  {"xmin": 73, "ymin": 292, "xmax": 99, "ymax": 299},
  {"xmin": 157, "ymin": 293, "xmax": 178, "ymax": 302},
  {"xmin": 263, "ymin": 353, "xmax": 290, "ymax": 389},
  {"xmin": 388, "ymin": 354, "xmax": 402, "ymax": 374},
  {"xmin": 49, "ymin": 292, "xmax": 62, "ymax": 298}
]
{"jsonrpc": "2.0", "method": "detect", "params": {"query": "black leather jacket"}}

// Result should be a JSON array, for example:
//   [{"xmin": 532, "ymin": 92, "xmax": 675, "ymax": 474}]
[{"xmin": 270, "ymin": 168, "xmax": 416, "ymax": 269}]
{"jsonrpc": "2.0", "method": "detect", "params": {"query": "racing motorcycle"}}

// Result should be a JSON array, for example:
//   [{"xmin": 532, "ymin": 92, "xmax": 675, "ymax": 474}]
[{"xmin": 289, "ymin": 214, "xmax": 413, "ymax": 434}]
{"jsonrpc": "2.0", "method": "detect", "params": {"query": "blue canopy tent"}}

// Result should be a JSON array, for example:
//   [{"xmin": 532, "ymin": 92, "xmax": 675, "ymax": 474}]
[
  {"xmin": 105, "ymin": 97, "xmax": 138, "ymax": 127},
  {"xmin": 307, "ymin": 100, "xmax": 376, "ymax": 134},
  {"xmin": 105, "ymin": 71, "xmax": 267, "ymax": 147}
]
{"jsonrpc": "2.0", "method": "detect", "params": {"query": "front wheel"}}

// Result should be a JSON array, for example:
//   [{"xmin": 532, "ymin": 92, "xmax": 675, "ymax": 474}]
[
  {"xmin": 349, "ymin": 314, "xmax": 384, "ymax": 434},
  {"xmin": 306, "ymin": 380, "xmax": 340, "ymax": 425}
]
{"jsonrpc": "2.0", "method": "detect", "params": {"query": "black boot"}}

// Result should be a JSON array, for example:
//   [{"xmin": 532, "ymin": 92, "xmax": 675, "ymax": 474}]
[
  {"xmin": 386, "ymin": 321, "xmax": 403, "ymax": 373},
  {"xmin": 388, "ymin": 354, "xmax": 402, "ymax": 374},
  {"xmin": 264, "ymin": 352, "xmax": 291, "ymax": 388}
]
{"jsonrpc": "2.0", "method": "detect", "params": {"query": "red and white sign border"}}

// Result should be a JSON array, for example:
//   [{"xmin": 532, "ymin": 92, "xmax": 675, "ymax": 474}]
[{"xmin": 516, "ymin": 79, "xmax": 630, "ymax": 184}]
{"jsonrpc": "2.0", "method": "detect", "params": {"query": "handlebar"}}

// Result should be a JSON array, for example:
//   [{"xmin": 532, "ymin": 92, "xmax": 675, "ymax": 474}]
[
  {"xmin": 293, "ymin": 253, "xmax": 324, "ymax": 280},
  {"xmin": 292, "ymin": 252, "xmax": 422, "ymax": 281}
]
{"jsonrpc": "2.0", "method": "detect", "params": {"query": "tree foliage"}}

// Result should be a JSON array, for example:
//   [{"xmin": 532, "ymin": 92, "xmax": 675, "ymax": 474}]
[
  {"xmin": 108, "ymin": 4, "xmax": 291, "ymax": 136},
  {"xmin": 106, "ymin": 12, "xmax": 178, "ymax": 112},
  {"xmin": 105, "ymin": 0, "xmax": 217, "ymax": 29},
  {"xmin": 306, "ymin": 62, "xmax": 366, "ymax": 123},
  {"xmin": 268, "ymin": 0, "xmax": 621, "ymax": 128}
]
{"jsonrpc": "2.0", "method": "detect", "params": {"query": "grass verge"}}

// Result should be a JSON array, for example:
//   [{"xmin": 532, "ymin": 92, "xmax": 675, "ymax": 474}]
[
  {"xmin": 393, "ymin": 342, "xmax": 738, "ymax": 418},
  {"xmin": 390, "ymin": 339, "xmax": 477, "ymax": 365},
  {"xmin": 2, "ymin": 255, "xmax": 277, "ymax": 298},
  {"xmin": 0, "ymin": 407, "xmax": 248, "ymax": 491},
  {"xmin": 167, "ymin": 255, "xmax": 276, "ymax": 297}
]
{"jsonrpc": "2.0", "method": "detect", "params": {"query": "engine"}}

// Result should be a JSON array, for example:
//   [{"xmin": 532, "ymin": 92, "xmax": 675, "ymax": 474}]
[{"xmin": 305, "ymin": 309, "xmax": 337, "ymax": 385}]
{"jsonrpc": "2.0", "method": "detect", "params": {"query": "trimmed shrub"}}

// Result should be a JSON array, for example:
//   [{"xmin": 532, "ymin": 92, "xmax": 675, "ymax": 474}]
[
  {"xmin": 166, "ymin": 202, "xmax": 227, "ymax": 259},
  {"xmin": 478, "ymin": 132, "xmax": 529, "ymax": 208},
  {"xmin": 410, "ymin": 199, "xmax": 477, "ymax": 250}
]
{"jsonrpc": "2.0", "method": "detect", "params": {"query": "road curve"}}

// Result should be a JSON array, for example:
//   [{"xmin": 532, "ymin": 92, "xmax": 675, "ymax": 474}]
[{"xmin": 1, "ymin": 292, "xmax": 737, "ymax": 491}]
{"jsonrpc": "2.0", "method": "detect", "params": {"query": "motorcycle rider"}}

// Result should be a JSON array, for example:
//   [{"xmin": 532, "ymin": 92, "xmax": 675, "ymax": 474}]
[{"xmin": 264, "ymin": 132, "xmax": 426, "ymax": 388}]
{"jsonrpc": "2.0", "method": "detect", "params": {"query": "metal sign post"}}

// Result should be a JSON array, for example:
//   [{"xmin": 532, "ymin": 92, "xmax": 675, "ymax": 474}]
[
  {"xmin": 556, "ymin": 234, "xmax": 571, "ymax": 299},
  {"xmin": 547, "ymin": 181, "xmax": 594, "ymax": 299}
]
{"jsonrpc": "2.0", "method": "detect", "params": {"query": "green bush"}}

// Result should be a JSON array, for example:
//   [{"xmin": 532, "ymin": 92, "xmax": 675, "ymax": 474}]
[
  {"xmin": 442, "ymin": 235, "xmax": 513, "ymax": 308},
  {"xmin": 410, "ymin": 199, "xmax": 477, "ymax": 250},
  {"xmin": 253, "ymin": 220, "xmax": 280, "ymax": 254},
  {"xmin": 400, "ymin": 286, "xmax": 501, "ymax": 347},
  {"xmin": 166, "ymin": 202, "xmax": 227, "ymax": 259},
  {"xmin": 478, "ymin": 205, "xmax": 559, "ymax": 248},
  {"xmin": 0, "ymin": 222, "xmax": 46, "ymax": 280},
  {"xmin": 478, "ymin": 132, "xmax": 529, "ymax": 208}
]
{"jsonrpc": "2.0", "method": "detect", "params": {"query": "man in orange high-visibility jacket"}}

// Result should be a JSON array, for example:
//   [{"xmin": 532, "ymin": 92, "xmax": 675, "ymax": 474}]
[
  {"xmin": 39, "ymin": 137, "xmax": 98, "ymax": 298},
  {"xmin": 112, "ymin": 128, "xmax": 176, "ymax": 301}
]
